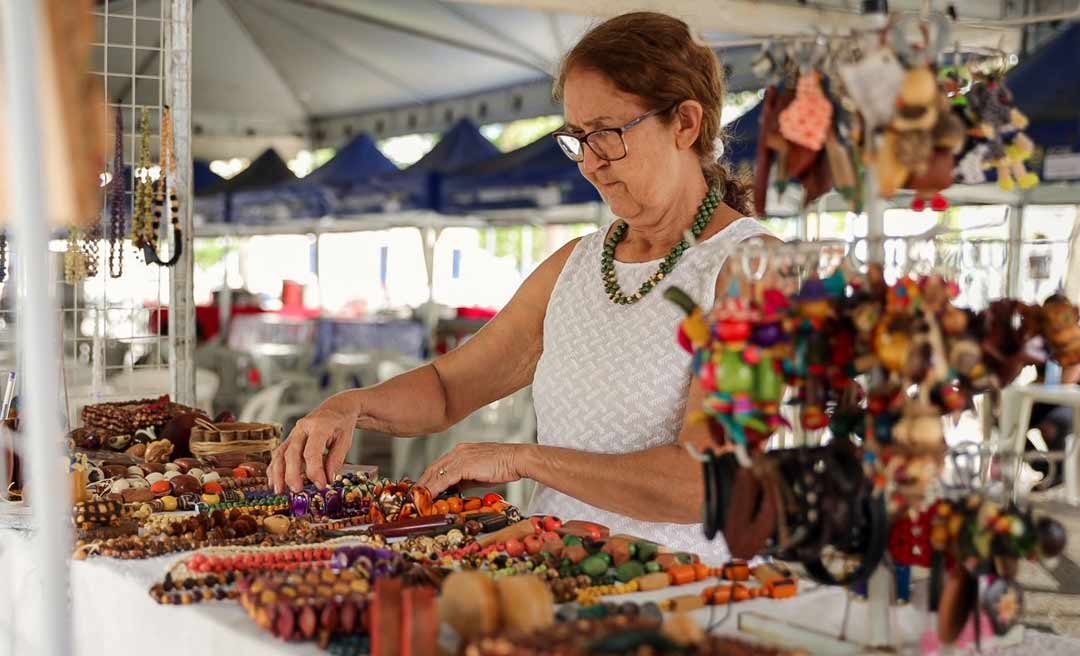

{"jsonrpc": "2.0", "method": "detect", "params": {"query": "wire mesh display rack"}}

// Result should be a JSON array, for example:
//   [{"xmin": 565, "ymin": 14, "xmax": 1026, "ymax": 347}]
[{"xmin": 0, "ymin": 0, "xmax": 196, "ymax": 427}]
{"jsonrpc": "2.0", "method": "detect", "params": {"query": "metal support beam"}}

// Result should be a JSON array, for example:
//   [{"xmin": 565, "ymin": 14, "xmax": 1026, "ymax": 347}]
[
  {"xmin": 166, "ymin": 0, "xmax": 196, "ymax": 407},
  {"xmin": 1, "ymin": 2, "xmax": 72, "ymax": 654}
]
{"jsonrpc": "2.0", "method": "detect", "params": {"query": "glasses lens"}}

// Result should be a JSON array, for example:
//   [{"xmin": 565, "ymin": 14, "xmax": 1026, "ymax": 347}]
[
  {"xmin": 587, "ymin": 130, "xmax": 626, "ymax": 161},
  {"xmin": 555, "ymin": 134, "xmax": 584, "ymax": 162}
]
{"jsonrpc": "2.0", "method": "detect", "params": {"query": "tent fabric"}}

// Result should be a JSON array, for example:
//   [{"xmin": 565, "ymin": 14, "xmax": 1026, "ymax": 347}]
[
  {"xmin": 193, "ymin": 159, "xmax": 224, "ymax": 194},
  {"xmin": 336, "ymin": 119, "xmax": 501, "ymax": 216},
  {"xmin": 724, "ymin": 100, "xmax": 763, "ymax": 171},
  {"xmin": 305, "ymin": 134, "xmax": 399, "ymax": 186},
  {"xmin": 195, "ymin": 149, "xmax": 309, "ymax": 224},
  {"xmin": 1006, "ymin": 24, "xmax": 1080, "ymax": 181},
  {"xmin": 439, "ymin": 130, "xmax": 600, "ymax": 214},
  {"xmin": 212, "ymin": 134, "xmax": 400, "ymax": 225},
  {"xmin": 1009, "ymin": 23, "xmax": 1080, "ymax": 124}
]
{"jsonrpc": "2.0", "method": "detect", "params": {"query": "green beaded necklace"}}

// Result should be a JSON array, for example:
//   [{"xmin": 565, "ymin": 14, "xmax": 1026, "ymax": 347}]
[{"xmin": 600, "ymin": 184, "xmax": 721, "ymax": 305}]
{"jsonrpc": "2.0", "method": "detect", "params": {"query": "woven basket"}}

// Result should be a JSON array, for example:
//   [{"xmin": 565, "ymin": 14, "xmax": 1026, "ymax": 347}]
[{"xmin": 189, "ymin": 420, "xmax": 281, "ymax": 465}]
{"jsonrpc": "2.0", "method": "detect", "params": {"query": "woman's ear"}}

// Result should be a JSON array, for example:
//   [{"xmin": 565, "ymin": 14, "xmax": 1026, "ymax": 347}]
[{"xmin": 673, "ymin": 100, "xmax": 705, "ymax": 151}]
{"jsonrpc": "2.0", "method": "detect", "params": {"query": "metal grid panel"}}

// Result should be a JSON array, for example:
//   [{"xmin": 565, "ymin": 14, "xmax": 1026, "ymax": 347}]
[{"xmin": 0, "ymin": 0, "xmax": 179, "ymax": 427}]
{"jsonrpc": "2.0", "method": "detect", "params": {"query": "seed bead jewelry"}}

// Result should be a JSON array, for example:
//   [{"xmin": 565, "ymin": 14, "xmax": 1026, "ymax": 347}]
[
  {"xmin": 108, "ymin": 109, "xmax": 126, "ymax": 278},
  {"xmin": 131, "ymin": 107, "xmax": 155, "ymax": 251},
  {"xmin": 600, "ymin": 183, "xmax": 721, "ymax": 305}
]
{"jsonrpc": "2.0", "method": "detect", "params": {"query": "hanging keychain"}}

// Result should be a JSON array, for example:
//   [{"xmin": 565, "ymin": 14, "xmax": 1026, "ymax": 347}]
[{"xmin": 144, "ymin": 106, "xmax": 183, "ymax": 267}]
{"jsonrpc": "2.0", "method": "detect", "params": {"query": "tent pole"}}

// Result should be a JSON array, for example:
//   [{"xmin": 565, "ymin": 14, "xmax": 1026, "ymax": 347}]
[
  {"xmin": 166, "ymin": 0, "xmax": 197, "ymax": 406},
  {"xmin": 1006, "ymin": 203, "xmax": 1024, "ymax": 299},
  {"xmin": 422, "ymin": 222, "xmax": 441, "ymax": 345},
  {"xmin": 1, "ymin": 2, "xmax": 73, "ymax": 654}
]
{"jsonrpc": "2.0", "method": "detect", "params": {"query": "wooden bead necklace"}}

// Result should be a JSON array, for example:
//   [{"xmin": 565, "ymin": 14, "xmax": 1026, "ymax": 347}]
[
  {"xmin": 600, "ymin": 183, "xmax": 720, "ymax": 305},
  {"xmin": 131, "ymin": 107, "xmax": 156, "ymax": 251},
  {"xmin": 144, "ymin": 106, "xmax": 182, "ymax": 266},
  {"xmin": 149, "ymin": 571, "xmax": 239, "ymax": 605},
  {"xmin": 108, "ymin": 109, "xmax": 126, "ymax": 278}
]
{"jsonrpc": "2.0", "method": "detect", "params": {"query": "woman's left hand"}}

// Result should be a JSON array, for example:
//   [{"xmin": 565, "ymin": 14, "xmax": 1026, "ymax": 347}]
[{"xmin": 417, "ymin": 442, "xmax": 529, "ymax": 497}]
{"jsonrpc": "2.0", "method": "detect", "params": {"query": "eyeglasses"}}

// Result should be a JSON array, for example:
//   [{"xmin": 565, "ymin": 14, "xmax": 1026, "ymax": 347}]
[{"xmin": 553, "ymin": 104, "xmax": 677, "ymax": 163}]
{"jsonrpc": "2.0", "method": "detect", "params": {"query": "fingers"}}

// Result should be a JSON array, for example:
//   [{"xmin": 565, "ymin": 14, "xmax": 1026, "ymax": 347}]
[
  {"xmin": 324, "ymin": 428, "xmax": 353, "ymax": 485},
  {"xmin": 269, "ymin": 443, "xmax": 288, "ymax": 494},
  {"xmin": 416, "ymin": 453, "xmax": 449, "ymax": 491},
  {"xmin": 418, "ymin": 453, "xmax": 459, "ymax": 497},
  {"xmin": 427, "ymin": 466, "xmax": 461, "ymax": 498},
  {"xmin": 303, "ymin": 427, "xmax": 334, "ymax": 489},
  {"xmin": 283, "ymin": 428, "xmax": 309, "ymax": 493}
]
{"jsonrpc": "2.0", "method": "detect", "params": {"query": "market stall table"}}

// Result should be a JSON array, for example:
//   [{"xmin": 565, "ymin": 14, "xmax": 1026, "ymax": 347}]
[{"xmin": 3, "ymin": 522, "xmax": 1080, "ymax": 656}]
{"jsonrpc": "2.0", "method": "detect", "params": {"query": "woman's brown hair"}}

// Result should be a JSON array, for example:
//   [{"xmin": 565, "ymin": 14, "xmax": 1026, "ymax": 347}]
[{"xmin": 554, "ymin": 11, "xmax": 752, "ymax": 216}]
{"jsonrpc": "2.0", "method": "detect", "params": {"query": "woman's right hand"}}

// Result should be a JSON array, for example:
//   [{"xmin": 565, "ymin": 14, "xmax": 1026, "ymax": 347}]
[{"xmin": 269, "ymin": 401, "xmax": 357, "ymax": 494}]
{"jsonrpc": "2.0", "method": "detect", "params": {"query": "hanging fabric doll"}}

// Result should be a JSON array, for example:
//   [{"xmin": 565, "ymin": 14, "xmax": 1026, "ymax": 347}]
[{"xmin": 966, "ymin": 74, "xmax": 1040, "ymax": 191}]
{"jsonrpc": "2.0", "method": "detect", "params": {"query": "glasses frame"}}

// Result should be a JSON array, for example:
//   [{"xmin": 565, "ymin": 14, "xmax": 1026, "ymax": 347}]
[{"xmin": 553, "ymin": 103, "xmax": 679, "ymax": 163}]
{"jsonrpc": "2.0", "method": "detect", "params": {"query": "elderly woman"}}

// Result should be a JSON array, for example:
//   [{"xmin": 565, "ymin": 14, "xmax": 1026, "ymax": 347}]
[{"xmin": 270, "ymin": 11, "xmax": 777, "ymax": 560}]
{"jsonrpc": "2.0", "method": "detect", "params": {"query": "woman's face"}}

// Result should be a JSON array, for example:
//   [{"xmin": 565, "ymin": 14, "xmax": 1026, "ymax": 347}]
[{"xmin": 561, "ymin": 67, "xmax": 700, "ymax": 221}]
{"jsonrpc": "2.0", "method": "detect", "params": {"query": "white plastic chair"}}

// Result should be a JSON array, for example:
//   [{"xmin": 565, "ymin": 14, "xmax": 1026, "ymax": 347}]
[
  {"xmin": 999, "ymin": 384, "xmax": 1080, "ymax": 504},
  {"xmin": 325, "ymin": 350, "xmax": 377, "ymax": 395},
  {"xmin": 238, "ymin": 381, "xmax": 291, "ymax": 424}
]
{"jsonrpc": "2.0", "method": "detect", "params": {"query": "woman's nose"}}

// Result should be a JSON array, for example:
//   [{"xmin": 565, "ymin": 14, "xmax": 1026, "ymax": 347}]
[{"xmin": 579, "ymin": 146, "xmax": 607, "ymax": 176}]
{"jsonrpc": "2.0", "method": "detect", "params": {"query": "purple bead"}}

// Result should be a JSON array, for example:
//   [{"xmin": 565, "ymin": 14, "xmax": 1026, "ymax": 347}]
[
  {"xmin": 290, "ymin": 491, "xmax": 310, "ymax": 517},
  {"xmin": 325, "ymin": 489, "xmax": 343, "ymax": 518},
  {"xmin": 753, "ymin": 322, "xmax": 784, "ymax": 347},
  {"xmin": 331, "ymin": 549, "xmax": 351, "ymax": 571}
]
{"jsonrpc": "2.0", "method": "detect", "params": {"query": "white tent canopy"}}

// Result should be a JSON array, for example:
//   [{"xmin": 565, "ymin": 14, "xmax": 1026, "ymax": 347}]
[{"xmin": 95, "ymin": 0, "xmax": 1037, "ymax": 161}]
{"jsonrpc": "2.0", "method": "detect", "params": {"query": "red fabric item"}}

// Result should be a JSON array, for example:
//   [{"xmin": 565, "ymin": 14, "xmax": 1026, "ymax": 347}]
[
  {"xmin": 456, "ymin": 306, "xmax": 497, "ymax": 320},
  {"xmin": 149, "ymin": 304, "xmax": 266, "ymax": 341}
]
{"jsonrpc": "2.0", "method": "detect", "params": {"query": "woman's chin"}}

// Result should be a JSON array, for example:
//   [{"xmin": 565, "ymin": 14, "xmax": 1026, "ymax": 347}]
[{"xmin": 601, "ymin": 190, "xmax": 639, "ymax": 219}]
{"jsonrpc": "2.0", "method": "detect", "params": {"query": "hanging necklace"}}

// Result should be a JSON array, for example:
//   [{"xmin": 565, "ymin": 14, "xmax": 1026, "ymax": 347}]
[
  {"xmin": 108, "ymin": 109, "xmax": 126, "ymax": 278},
  {"xmin": 600, "ymin": 184, "xmax": 720, "ymax": 305},
  {"xmin": 145, "ymin": 106, "xmax": 183, "ymax": 267},
  {"xmin": 131, "ymin": 107, "xmax": 155, "ymax": 252}
]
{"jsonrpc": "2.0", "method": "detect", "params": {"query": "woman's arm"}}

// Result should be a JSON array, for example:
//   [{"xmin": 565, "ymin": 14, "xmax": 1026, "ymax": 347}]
[
  {"xmin": 418, "ymin": 234, "xmax": 781, "ymax": 523},
  {"xmin": 269, "ymin": 237, "xmax": 581, "ymax": 493},
  {"xmin": 419, "ymin": 325, "xmax": 717, "ymax": 524}
]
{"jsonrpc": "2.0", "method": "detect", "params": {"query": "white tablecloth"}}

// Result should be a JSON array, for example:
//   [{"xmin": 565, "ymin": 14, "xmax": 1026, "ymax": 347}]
[{"xmin": 3, "ymin": 526, "xmax": 1079, "ymax": 655}]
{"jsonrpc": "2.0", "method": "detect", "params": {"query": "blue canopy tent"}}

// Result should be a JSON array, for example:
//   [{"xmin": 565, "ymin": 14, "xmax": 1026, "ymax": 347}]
[
  {"xmin": 439, "ymin": 130, "xmax": 601, "ymax": 215},
  {"xmin": 218, "ymin": 134, "xmax": 398, "ymax": 226},
  {"xmin": 193, "ymin": 160, "xmax": 224, "ymax": 194},
  {"xmin": 724, "ymin": 100, "xmax": 762, "ymax": 174},
  {"xmin": 1008, "ymin": 23, "xmax": 1080, "ymax": 183},
  {"xmin": 335, "ymin": 119, "xmax": 499, "ymax": 216},
  {"xmin": 194, "ymin": 149, "xmax": 304, "ymax": 224}
]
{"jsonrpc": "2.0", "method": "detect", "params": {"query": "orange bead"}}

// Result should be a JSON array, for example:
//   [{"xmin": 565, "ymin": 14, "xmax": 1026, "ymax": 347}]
[
  {"xmin": 446, "ymin": 497, "xmax": 463, "ymax": 514},
  {"xmin": 203, "ymin": 482, "xmax": 224, "ymax": 495},
  {"xmin": 463, "ymin": 497, "xmax": 483, "ymax": 511},
  {"xmin": 233, "ymin": 468, "xmax": 250, "ymax": 479},
  {"xmin": 433, "ymin": 500, "xmax": 450, "ymax": 515},
  {"xmin": 693, "ymin": 563, "xmax": 711, "ymax": 581}
]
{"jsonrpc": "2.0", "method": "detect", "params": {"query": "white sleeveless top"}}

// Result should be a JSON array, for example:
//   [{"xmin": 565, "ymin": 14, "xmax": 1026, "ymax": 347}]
[{"xmin": 529, "ymin": 217, "xmax": 773, "ymax": 564}]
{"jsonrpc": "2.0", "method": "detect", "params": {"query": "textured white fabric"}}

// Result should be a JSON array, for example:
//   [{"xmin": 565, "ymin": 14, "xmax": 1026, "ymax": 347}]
[{"xmin": 530, "ymin": 217, "xmax": 773, "ymax": 563}]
